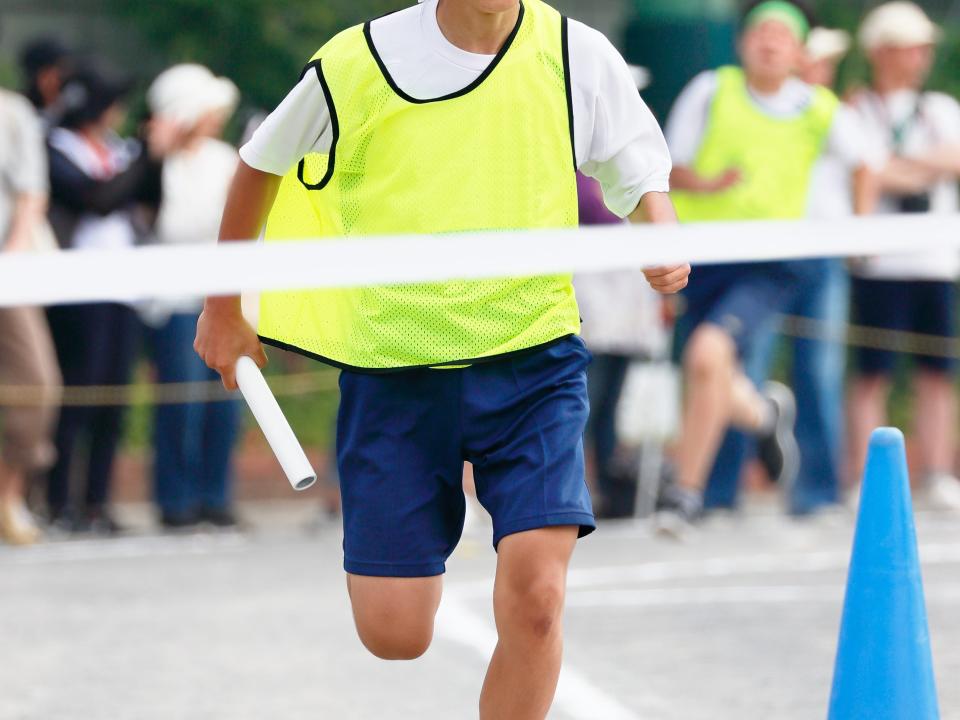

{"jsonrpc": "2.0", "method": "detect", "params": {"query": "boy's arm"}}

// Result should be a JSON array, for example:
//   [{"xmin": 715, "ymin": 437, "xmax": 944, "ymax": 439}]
[
  {"xmin": 670, "ymin": 166, "xmax": 742, "ymax": 194},
  {"xmin": 851, "ymin": 165, "xmax": 879, "ymax": 216},
  {"xmin": 875, "ymin": 156, "xmax": 941, "ymax": 195},
  {"xmin": 903, "ymin": 144, "xmax": 960, "ymax": 179},
  {"xmin": 628, "ymin": 191, "xmax": 690, "ymax": 294},
  {"xmin": 195, "ymin": 161, "xmax": 281, "ymax": 390}
]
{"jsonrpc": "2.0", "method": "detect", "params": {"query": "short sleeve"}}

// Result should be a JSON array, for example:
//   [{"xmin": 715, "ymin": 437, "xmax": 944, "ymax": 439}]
[
  {"xmin": 826, "ymin": 105, "xmax": 883, "ymax": 170},
  {"xmin": 663, "ymin": 71, "xmax": 717, "ymax": 166},
  {"xmin": 239, "ymin": 68, "xmax": 334, "ymax": 176},
  {"xmin": 567, "ymin": 20, "xmax": 673, "ymax": 218}
]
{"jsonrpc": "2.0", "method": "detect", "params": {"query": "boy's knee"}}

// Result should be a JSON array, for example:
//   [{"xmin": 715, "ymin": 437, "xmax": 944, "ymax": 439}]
[
  {"xmin": 347, "ymin": 574, "xmax": 441, "ymax": 661},
  {"xmin": 684, "ymin": 325, "xmax": 736, "ymax": 378},
  {"xmin": 499, "ymin": 575, "xmax": 566, "ymax": 643},
  {"xmin": 355, "ymin": 617, "xmax": 434, "ymax": 661}
]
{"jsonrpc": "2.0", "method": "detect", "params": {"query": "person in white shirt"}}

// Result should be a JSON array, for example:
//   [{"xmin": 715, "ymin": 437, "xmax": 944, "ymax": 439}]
[
  {"xmin": 193, "ymin": 1, "xmax": 686, "ymax": 717},
  {"xmin": 846, "ymin": 2, "xmax": 960, "ymax": 508},
  {"xmin": 0, "ymin": 88, "xmax": 62, "ymax": 545},
  {"xmin": 144, "ymin": 65, "xmax": 243, "ymax": 530}
]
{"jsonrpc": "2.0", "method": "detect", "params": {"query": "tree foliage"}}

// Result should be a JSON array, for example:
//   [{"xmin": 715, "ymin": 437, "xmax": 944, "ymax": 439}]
[{"xmin": 107, "ymin": 0, "xmax": 406, "ymax": 109}]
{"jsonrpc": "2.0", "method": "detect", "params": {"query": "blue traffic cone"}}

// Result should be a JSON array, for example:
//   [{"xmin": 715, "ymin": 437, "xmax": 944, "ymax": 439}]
[{"xmin": 828, "ymin": 427, "xmax": 939, "ymax": 719}]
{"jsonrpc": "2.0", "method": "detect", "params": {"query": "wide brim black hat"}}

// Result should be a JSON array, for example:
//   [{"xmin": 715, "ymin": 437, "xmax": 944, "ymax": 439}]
[{"xmin": 59, "ymin": 65, "xmax": 133, "ymax": 129}]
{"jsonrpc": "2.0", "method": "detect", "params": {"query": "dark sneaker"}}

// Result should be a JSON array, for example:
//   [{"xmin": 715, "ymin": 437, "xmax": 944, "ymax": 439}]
[
  {"xmin": 654, "ymin": 482, "xmax": 703, "ymax": 540},
  {"xmin": 161, "ymin": 510, "xmax": 201, "ymax": 530},
  {"xmin": 84, "ymin": 507, "xmax": 126, "ymax": 536},
  {"xmin": 756, "ymin": 381, "xmax": 799, "ymax": 489},
  {"xmin": 199, "ymin": 507, "xmax": 239, "ymax": 529}
]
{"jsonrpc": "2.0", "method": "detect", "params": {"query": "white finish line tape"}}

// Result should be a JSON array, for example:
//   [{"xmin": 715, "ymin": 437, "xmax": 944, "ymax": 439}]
[{"xmin": 3, "ymin": 213, "xmax": 958, "ymax": 307}]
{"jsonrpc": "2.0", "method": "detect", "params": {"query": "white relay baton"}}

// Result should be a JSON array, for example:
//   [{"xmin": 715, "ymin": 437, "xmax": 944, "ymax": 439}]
[{"xmin": 235, "ymin": 356, "xmax": 317, "ymax": 492}]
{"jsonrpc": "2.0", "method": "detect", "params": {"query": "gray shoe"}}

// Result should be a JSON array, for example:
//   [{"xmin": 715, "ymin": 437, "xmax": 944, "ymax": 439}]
[
  {"xmin": 756, "ymin": 381, "xmax": 800, "ymax": 490},
  {"xmin": 654, "ymin": 482, "xmax": 703, "ymax": 540}
]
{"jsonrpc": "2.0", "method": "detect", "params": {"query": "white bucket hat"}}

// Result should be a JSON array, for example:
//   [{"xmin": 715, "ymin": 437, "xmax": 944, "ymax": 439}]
[
  {"xmin": 806, "ymin": 27, "xmax": 851, "ymax": 63},
  {"xmin": 859, "ymin": 2, "xmax": 942, "ymax": 50},
  {"xmin": 148, "ymin": 64, "xmax": 239, "ymax": 127}
]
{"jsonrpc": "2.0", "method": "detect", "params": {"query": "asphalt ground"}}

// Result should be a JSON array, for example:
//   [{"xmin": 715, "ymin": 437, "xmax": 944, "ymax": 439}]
[{"xmin": 2, "ymin": 499, "xmax": 959, "ymax": 720}]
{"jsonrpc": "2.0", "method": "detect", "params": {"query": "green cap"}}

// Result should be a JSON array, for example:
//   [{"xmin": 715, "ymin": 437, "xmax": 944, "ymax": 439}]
[{"xmin": 745, "ymin": 1, "xmax": 810, "ymax": 42}]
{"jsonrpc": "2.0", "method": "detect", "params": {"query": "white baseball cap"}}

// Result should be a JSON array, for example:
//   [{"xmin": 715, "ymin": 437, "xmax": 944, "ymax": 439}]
[
  {"xmin": 806, "ymin": 28, "xmax": 851, "ymax": 63},
  {"xmin": 859, "ymin": 2, "xmax": 942, "ymax": 50}
]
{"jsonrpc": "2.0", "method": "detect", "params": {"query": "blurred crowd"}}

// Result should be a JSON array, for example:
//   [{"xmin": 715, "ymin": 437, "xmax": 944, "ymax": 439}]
[
  {"xmin": 0, "ymin": 39, "xmax": 243, "ymax": 544},
  {"xmin": 583, "ymin": 0, "xmax": 960, "ymax": 536},
  {"xmin": 1, "ymin": 0, "xmax": 959, "ymax": 546}
]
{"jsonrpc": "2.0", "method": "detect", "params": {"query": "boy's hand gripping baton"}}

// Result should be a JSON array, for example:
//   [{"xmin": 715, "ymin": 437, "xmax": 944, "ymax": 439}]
[{"xmin": 235, "ymin": 356, "xmax": 317, "ymax": 491}]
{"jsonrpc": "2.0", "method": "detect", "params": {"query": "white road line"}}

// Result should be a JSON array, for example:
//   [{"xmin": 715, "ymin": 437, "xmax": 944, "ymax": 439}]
[
  {"xmin": 0, "ymin": 533, "xmax": 248, "ymax": 565},
  {"xmin": 566, "ymin": 585, "xmax": 838, "ymax": 608},
  {"xmin": 450, "ymin": 543, "xmax": 960, "ymax": 599},
  {"xmin": 435, "ymin": 595, "xmax": 665, "ymax": 720},
  {"xmin": 566, "ymin": 543, "xmax": 960, "ymax": 588},
  {"xmin": 566, "ymin": 583, "xmax": 960, "ymax": 609}
]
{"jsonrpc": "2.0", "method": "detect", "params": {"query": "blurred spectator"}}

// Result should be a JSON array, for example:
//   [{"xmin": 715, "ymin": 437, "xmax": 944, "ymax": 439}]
[
  {"xmin": 575, "ymin": 173, "xmax": 666, "ymax": 518},
  {"xmin": 741, "ymin": 27, "xmax": 877, "ymax": 517},
  {"xmin": 846, "ymin": 2, "xmax": 960, "ymax": 507},
  {"xmin": 44, "ymin": 65, "xmax": 170, "ymax": 534},
  {"xmin": 142, "ymin": 64, "xmax": 242, "ymax": 529},
  {"xmin": 0, "ymin": 87, "xmax": 62, "ymax": 545},
  {"xmin": 657, "ymin": 0, "xmax": 870, "ymax": 532},
  {"xmin": 18, "ymin": 37, "xmax": 71, "ymax": 129}
]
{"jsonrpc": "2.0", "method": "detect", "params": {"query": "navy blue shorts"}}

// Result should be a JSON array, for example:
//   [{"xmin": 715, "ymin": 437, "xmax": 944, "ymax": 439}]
[
  {"xmin": 675, "ymin": 262, "xmax": 809, "ymax": 361},
  {"xmin": 851, "ymin": 277, "xmax": 957, "ymax": 375},
  {"xmin": 336, "ymin": 336, "xmax": 596, "ymax": 578}
]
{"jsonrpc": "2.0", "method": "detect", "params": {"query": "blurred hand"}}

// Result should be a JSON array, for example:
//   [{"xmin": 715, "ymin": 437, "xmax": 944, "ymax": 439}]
[
  {"xmin": 195, "ymin": 300, "xmax": 267, "ymax": 391},
  {"xmin": 643, "ymin": 264, "xmax": 691, "ymax": 295},
  {"xmin": 146, "ymin": 117, "xmax": 190, "ymax": 159},
  {"xmin": 707, "ymin": 168, "xmax": 742, "ymax": 193}
]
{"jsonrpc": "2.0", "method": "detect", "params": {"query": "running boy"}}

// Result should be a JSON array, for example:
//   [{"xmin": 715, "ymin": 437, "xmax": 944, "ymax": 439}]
[
  {"xmin": 195, "ymin": 1, "xmax": 686, "ymax": 717},
  {"xmin": 659, "ymin": 0, "xmax": 870, "ymax": 530}
]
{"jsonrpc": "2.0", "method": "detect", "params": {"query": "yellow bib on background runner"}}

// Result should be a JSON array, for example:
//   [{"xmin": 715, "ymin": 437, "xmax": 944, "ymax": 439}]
[
  {"xmin": 671, "ymin": 66, "xmax": 838, "ymax": 222},
  {"xmin": 260, "ymin": 0, "xmax": 581, "ymax": 371}
]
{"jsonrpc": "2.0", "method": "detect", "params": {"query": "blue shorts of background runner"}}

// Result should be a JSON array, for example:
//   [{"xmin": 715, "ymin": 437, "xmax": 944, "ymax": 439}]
[
  {"xmin": 674, "ymin": 261, "xmax": 813, "ymax": 361},
  {"xmin": 336, "ymin": 336, "xmax": 596, "ymax": 578}
]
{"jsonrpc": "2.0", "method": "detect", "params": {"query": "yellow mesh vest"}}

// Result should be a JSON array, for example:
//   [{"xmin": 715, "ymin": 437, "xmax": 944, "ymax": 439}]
[
  {"xmin": 671, "ymin": 66, "xmax": 839, "ymax": 223},
  {"xmin": 260, "ymin": 0, "xmax": 580, "ymax": 371}
]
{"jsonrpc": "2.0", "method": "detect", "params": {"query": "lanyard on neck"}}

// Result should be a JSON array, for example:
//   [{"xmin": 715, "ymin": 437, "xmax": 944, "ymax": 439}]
[{"xmin": 870, "ymin": 91, "xmax": 924, "ymax": 152}]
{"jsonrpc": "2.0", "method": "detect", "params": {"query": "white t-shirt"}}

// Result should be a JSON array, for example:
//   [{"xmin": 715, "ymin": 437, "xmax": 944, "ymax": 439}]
[
  {"xmin": 849, "ymin": 89, "xmax": 960, "ymax": 281},
  {"xmin": 808, "ymin": 106, "xmax": 877, "ymax": 220},
  {"xmin": 240, "ymin": 0, "xmax": 672, "ymax": 218},
  {"xmin": 142, "ymin": 138, "xmax": 241, "ymax": 325},
  {"xmin": 0, "ymin": 90, "xmax": 48, "ymax": 247},
  {"xmin": 157, "ymin": 139, "xmax": 239, "ymax": 247}
]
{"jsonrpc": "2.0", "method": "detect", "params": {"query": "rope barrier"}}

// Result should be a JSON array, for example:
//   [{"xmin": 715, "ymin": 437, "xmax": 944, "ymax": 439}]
[
  {"xmin": 0, "ymin": 370, "xmax": 339, "ymax": 408},
  {"xmin": 0, "ymin": 314, "xmax": 955, "ymax": 407}
]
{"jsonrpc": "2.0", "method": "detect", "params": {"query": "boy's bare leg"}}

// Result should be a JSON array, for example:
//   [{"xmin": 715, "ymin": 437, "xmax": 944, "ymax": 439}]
[
  {"xmin": 346, "ymin": 575, "xmax": 443, "ymax": 660},
  {"xmin": 914, "ymin": 371, "xmax": 957, "ymax": 474},
  {"xmin": 676, "ymin": 324, "xmax": 739, "ymax": 491},
  {"xmin": 480, "ymin": 526, "xmax": 578, "ymax": 720},
  {"xmin": 0, "ymin": 460, "xmax": 39, "ymax": 545},
  {"xmin": 846, "ymin": 375, "xmax": 890, "ymax": 486}
]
